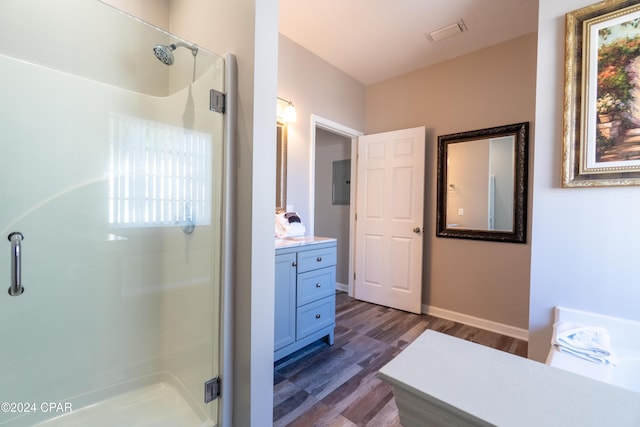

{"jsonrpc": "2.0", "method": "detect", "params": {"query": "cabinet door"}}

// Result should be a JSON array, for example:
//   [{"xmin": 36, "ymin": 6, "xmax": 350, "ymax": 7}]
[{"xmin": 274, "ymin": 253, "xmax": 297, "ymax": 351}]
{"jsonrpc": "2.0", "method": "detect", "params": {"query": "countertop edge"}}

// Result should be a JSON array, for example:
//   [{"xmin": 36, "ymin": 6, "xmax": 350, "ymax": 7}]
[{"xmin": 275, "ymin": 236, "xmax": 337, "ymax": 250}]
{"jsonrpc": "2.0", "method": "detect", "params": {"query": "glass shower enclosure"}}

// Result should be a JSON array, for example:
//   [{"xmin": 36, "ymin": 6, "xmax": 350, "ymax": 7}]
[{"xmin": 0, "ymin": 1, "xmax": 225, "ymax": 425}]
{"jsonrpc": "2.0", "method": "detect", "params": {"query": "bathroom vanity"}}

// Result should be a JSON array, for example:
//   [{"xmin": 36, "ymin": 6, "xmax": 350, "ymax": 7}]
[{"xmin": 274, "ymin": 237, "xmax": 336, "ymax": 361}]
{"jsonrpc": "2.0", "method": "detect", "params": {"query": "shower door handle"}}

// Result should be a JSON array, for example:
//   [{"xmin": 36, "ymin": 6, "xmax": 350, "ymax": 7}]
[{"xmin": 8, "ymin": 232, "xmax": 24, "ymax": 296}]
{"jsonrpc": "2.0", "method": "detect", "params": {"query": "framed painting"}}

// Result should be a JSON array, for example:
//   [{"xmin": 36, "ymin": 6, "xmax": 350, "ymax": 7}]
[{"xmin": 563, "ymin": 0, "xmax": 640, "ymax": 187}]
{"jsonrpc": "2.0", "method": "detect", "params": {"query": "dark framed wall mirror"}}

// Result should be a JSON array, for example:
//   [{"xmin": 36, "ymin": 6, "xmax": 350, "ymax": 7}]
[{"xmin": 436, "ymin": 122, "xmax": 529, "ymax": 243}]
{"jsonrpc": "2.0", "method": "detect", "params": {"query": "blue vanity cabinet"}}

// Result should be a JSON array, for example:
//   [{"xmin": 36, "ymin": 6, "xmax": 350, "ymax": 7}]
[
  {"xmin": 274, "ymin": 239, "xmax": 336, "ymax": 361},
  {"xmin": 274, "ymin": 252, "xmax": 297, "ymax": 351}
]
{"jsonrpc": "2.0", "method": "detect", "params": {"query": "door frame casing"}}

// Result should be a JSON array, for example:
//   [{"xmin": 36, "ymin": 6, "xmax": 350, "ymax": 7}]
[{"xmin": 309, "ymin": 114, "xmax": 363, "ymax": 296}]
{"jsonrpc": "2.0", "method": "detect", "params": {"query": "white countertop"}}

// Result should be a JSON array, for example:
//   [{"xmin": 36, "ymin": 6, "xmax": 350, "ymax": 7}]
[
  {"xmin": 275, "ymin": 236, "xmax": 336, "ymax": 249},
  {"xmin": 378, "ymin": 330, "xmax": 640, "ymax": 426}
]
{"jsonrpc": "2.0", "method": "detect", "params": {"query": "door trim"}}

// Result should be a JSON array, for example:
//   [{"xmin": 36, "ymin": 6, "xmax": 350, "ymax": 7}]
[{"xmin": 309, "ymin": 115, "xmax": 362, "ymax": 297}]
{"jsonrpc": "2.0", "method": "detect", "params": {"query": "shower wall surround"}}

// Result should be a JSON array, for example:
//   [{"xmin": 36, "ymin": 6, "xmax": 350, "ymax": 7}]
[{"xmin": 0, "ymin": 1, "xmax": 225, "ymax": 425}]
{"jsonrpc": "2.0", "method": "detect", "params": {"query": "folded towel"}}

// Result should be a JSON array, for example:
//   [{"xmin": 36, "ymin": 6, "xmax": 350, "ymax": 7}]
[
  {"xmin": 285, "ymin": 222, "xmax": 306, "ymax": 237},
  {"xmin": 552, "ymin": 322, "xmax": 619, "ymax": 365}
]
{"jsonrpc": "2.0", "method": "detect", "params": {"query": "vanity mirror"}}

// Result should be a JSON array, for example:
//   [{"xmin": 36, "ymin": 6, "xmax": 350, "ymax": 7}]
[
  {"xmin": 276, "ymin": 121, "xmax": 287, "ymax": 212},
  {"xmin": 436, "ymin": 122, "xmax": 529, "ymax": 243}
]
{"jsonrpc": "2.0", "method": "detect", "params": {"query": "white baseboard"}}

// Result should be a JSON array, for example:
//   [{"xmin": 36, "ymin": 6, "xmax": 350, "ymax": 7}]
[
  {"xmin": 336, "ymin": 282, "xmax": 349, "ymax": 293},
  {"xmin": 422, "ymin": 304, "xmax": 529, "ymax": 342}
]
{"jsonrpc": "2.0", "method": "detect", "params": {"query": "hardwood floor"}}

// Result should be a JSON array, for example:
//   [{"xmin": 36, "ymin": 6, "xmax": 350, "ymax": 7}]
[{"xmin": 273, "ymin": 291, "xmax": 528, "ymax": 427}]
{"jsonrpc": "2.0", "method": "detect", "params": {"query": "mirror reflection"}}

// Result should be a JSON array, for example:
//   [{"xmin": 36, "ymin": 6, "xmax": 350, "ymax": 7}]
[
  {"xmin": 446, "ymin": 136, "xmax": 514, "ymax": 231},
  {"xmin": 276, "ymin": 121, "xmax": 287, "ymax": 212},
  {"xmin": 437, "ymin": 122, "xmax": 529, "ymax": 243}
]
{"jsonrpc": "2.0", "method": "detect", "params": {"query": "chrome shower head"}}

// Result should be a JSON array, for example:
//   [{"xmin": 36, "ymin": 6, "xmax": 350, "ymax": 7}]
[
  {"xmin": 153, "ymin": 44, "xmax": 175, "ymax": 65},
  {"xmin": 153, "ymin": 42, "xmax": 198, "ymax": 66}
]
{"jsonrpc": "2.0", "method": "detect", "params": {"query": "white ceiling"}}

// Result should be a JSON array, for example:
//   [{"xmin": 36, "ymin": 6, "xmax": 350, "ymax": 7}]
[{"xmin": 279, "ymin": 0, "xmax": 539, "ymax": 86}]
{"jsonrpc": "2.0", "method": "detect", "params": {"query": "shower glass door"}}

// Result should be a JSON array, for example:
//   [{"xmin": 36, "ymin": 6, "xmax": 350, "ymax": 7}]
[{"xmin": 0, "ymin": 1, "xmax": 223, "ymax": 425}]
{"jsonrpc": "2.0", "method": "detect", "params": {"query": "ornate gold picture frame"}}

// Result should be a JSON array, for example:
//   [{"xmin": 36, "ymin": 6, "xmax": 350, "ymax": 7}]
[{"xmin": 563, "ymin": 0, "xmax": 640, "ymax": 187}]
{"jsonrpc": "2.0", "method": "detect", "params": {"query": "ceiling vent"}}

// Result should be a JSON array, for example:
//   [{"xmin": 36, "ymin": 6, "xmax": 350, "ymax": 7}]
[{"xmin": 427, "ymin": 19, "xmax": 468, "ymax": 42}]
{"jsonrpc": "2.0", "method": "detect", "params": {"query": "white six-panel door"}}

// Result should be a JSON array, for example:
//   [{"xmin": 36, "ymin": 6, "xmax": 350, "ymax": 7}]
[{"xmin": 354, "ymin": 127, "xmax": 425, "ymax": 314}]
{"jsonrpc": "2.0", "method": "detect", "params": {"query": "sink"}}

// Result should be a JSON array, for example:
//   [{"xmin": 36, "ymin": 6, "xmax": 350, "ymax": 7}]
[{"xmin": 546, "ymin": 306, "xmax": 640, "ymax": 393}]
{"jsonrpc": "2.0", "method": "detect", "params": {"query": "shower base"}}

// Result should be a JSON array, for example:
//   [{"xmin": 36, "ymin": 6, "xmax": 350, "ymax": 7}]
[
  {"xmin": 0, "ymin": 374, "xmax": 213, "ymax": 427},
  {"xmin": 34, "ymin": 381, "xmax": 210, "ymax": 427}
]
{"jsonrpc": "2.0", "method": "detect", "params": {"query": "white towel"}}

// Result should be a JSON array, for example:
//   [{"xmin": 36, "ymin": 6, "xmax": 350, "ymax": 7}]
[
  {"xmin": 552, "ymin": 322, "xmax": 619, "ymax": 365},
  {"xmin": 285, "ymin": 222, "xmax": 306, "ymax": 237}
]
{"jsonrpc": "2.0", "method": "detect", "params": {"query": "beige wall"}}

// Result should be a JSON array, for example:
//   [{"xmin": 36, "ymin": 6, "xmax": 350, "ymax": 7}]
[{"xmin": 366, "ymin": 33, "xmax": 537, "ymax": 330}]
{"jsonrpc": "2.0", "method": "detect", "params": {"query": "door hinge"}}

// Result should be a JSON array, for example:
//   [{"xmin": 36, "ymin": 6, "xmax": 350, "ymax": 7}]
[
  {"xmin": 204, "ymin": 377, "xmax": 220, "ymax": 403},
  {"xmin": 210, "ymin": 89, "xmax": 226, "ymax": 113}
]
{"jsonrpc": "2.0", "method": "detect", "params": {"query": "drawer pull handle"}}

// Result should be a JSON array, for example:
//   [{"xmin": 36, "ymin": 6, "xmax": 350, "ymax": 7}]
[
  {"xmin": 316, "ymin": 257, "xmax": 322, "ymax": 262},
  {"xmin": 315, "ymin": 283, "xmax": 321, "ymax": 288},
  {"xmin": 315, "ymin": 314, "xmax": 321, "ymax": 319}
]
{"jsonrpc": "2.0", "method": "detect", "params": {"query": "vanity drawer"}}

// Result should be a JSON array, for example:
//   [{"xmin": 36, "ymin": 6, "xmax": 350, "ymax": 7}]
[
  {"xmin": 297, "ymin": 246, "xmax": 336, "ymax": 273},
  {"xmin": 297, "ymin": 267, "xmax": 335, "ymax": 306},
  {"xmin": 296, "ymin": 297, "xmax": 335, "ymax": 339}
]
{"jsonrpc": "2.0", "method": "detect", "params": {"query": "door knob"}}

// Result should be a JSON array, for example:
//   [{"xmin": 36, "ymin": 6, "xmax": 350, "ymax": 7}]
[{"xmin": 413, "ymin": 227, "xmax": 422, "ymax": 234}]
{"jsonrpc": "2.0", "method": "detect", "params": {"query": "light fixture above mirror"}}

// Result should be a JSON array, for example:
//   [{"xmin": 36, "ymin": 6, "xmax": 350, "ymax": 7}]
[{"xmin": 277, "ymin": 97, "xmax": 297, "ymax": 123}]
